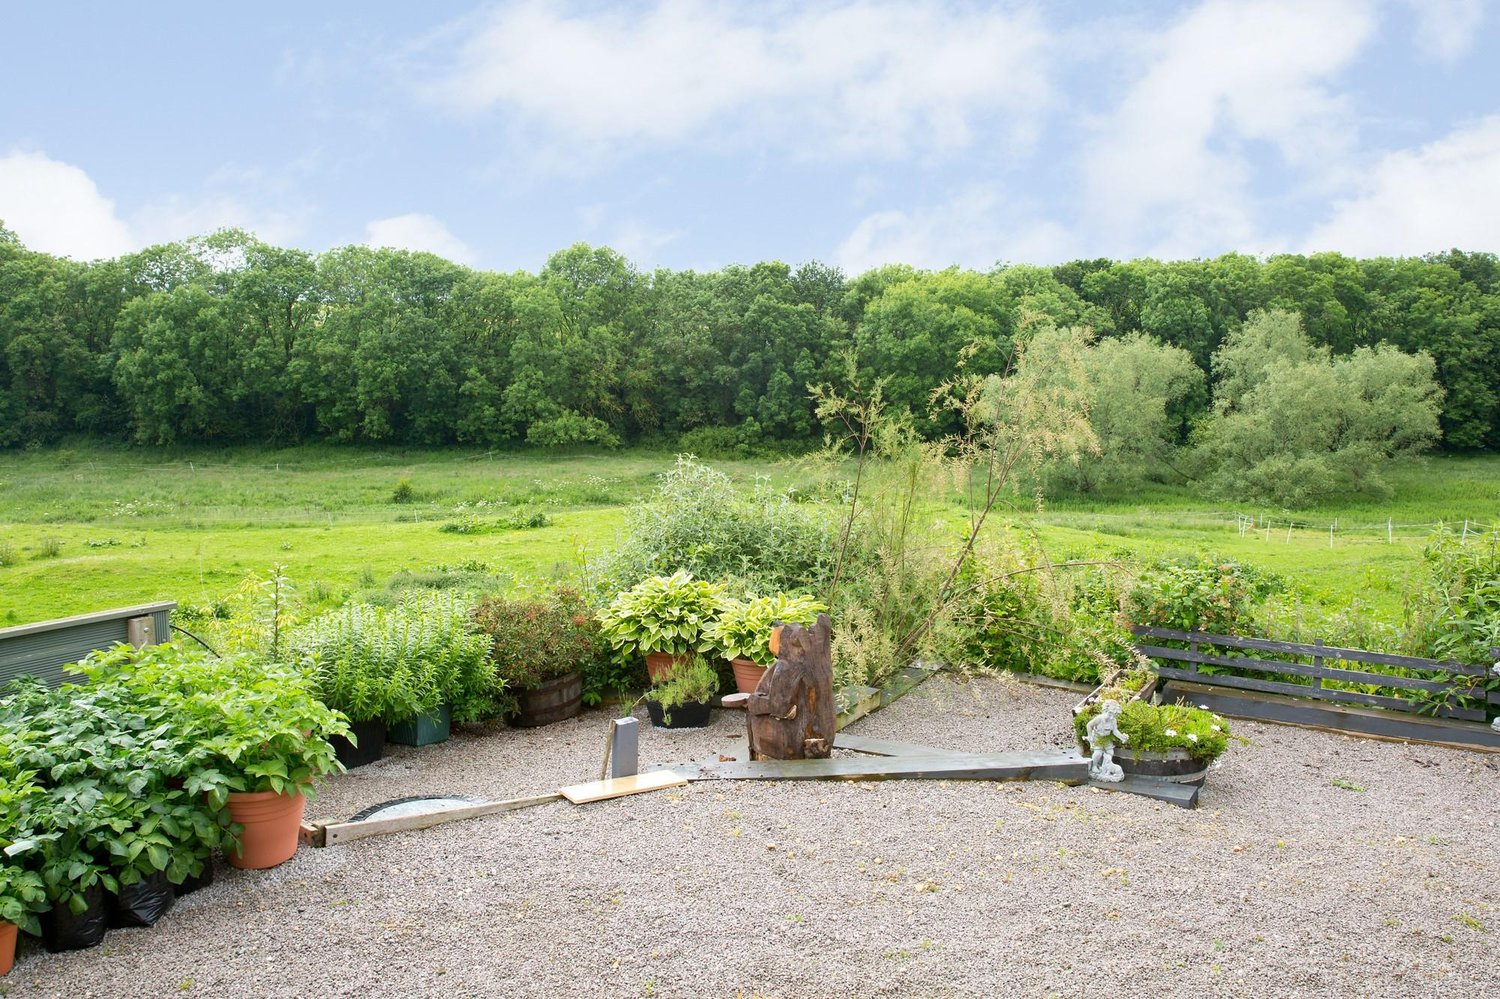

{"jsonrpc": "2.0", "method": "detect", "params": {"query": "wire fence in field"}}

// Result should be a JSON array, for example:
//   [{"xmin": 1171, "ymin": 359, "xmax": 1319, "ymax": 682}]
[{"xmin": 1231, "ymin": 513, "xmax": 1495, "ymax": 546}]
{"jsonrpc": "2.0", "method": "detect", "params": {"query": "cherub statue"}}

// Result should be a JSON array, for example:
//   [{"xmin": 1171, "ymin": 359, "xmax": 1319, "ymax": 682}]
[
  {"xmin": 1492, "ymin": 663, "xmax": 1499, "ymax": 733},
  {"xmin": 1085, "ymin": 699, "xmax": 1129, "ymax": 782}
]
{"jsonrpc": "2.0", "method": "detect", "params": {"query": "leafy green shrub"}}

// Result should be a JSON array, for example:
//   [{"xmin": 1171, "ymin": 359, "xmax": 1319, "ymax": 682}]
[
  {"xmin": 526, "ymin": 411, "xmax": 620, "ymax": 448},
  {"xmin": 392, "ymin": 477, "xmax": 416, "ymax": 503},
  {"xmin": 0, "ymin": 769, "xmax": 47, "ymax": 934},
  {"xmin": 703, "ymin": 593, "xmax": 827, "ymax": 665},
  {"xmin": 596, "ymin": 571, "xmax": 726, "ymax": 658},
  {"xmin": 1128, "ymin": 556, "xmax": 1282, "ymax": 634},
  {"xmin": 589, "ymin": 456, "xmax": 837, "ymax": 597},
  {"xmin": 1412, "ymin": 527, "xmax": 1500, "ymax": 664},
  {"xmin": 289, "ymin": 595, "xmax": 497, "ymax": 724},
  {"xmin": 472, "ymin": 587, "xmax": 610, "ymax": 704},
  {"xmin": 1073, "ymin": 698, "xmax": 1231, "ymax": 764},
  {"xmin": 0, "ymin": 542, "xmax": 17, "ymax": 567},
  {"xmin": 34, "ymin": 537, "xmax": 62, "ymax": 560}
]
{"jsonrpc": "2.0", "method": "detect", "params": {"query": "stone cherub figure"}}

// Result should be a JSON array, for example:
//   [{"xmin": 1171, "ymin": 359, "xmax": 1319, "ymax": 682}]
[
  {"xmin": 1492, "ymin": 662, "xmax": 1500, "ymax": 733},
  {"xmin": 1085, "ymin": 699, "xmax": 1129, "ymax": 782}
]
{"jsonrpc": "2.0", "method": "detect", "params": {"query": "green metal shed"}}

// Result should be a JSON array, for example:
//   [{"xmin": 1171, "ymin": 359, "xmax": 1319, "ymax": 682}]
[{"xmin": 0, "ymin": 601, "xmax": 175, "ymax": 688}]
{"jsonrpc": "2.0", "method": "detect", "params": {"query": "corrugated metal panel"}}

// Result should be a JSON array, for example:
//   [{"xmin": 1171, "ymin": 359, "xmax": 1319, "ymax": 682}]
[{"xmin": 0, "ymin": 605, "xmax": 175, "ymax": 688}]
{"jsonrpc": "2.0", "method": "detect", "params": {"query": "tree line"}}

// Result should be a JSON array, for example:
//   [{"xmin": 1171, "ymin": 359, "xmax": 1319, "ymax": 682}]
[{"xmin": 1, "ymin": 225, "xmax": 1495, "ymax": 466}]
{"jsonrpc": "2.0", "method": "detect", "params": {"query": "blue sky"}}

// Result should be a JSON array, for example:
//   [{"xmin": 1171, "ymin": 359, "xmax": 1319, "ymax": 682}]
[{"xmin": 1, "ymin": 1, "xmax": 1497, "ymax": 273}]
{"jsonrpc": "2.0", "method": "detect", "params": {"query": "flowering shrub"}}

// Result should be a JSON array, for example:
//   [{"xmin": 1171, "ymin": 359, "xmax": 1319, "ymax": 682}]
[
  {"xmin": 472, "ymin": 587, "xmax": 608, "ymax": 700},
  {"xmin": 1127, "ymin": 556, "xmax": 1283, "ymax": 634}
]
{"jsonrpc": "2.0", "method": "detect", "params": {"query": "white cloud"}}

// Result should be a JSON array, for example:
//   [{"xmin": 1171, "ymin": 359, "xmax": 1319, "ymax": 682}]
[
  {"xmin": 1397, "ymin": 0, "xmax": 1483, "ymax": 63},
  {"xmin": 421, "ymin": 0, "xmax": 1053, "ymax": 163},
  {"xmin": 0, "ymin": 150, "xmax": 135, "ymax": 259},
  {"xmin": 607, "ymin": 221, "xmax": 681, "ymax": 268},
  {"xmin": 1303, "ymin": 116, "xmax": 1500, "ymax": 255},
  {"xmin": 1083, "ymin": 0, "xmax": 1377, "ymax": 258},
  {"xmin": 0, "ymin": 149, "xmax": 306, "ymax": 259},
  {"xmin": 364, "ymin": 212, "xmax": 476, "ymax": 264},
  {"xmin": 834, "ymin": 187, "xmax": 1077, "ymax": 274},
  {"xmin": 133, "ymin": 194, "xmax": 303, "ymax": 249}
]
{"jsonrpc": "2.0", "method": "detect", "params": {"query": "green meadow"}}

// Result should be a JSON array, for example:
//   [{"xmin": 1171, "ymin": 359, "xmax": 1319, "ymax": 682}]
[{"xmin": 1, "ymin": 445, "xmax": 1496, "ymax": 627}]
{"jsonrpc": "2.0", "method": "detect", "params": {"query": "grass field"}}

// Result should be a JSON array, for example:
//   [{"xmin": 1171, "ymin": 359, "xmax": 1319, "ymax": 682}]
[{"xmin": 1, "ymin": 444, "xmax": 1496, "ymax": 627}]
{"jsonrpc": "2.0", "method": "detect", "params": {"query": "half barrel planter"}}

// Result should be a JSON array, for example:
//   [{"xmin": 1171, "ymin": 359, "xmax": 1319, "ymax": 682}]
[
  {"xmin": 225, "ymin": 789, "xmax": 307, "ymax": 870},
  {"xmin": 388, "ymin": 704, "xmax": 452, "ymax": 746},
  {"xmin": 1112, "ymin": 746, "xmax": 1208, "ymax": 785},
  {"xmin": 506, "ymin": 671, "xmax": 583, "ymax": 728}
]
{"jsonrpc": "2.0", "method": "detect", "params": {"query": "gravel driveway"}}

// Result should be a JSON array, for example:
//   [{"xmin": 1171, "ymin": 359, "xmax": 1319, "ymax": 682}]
[{"xmin": 6, "ymin": 675, "xmax": 1498, "ymax": 998}]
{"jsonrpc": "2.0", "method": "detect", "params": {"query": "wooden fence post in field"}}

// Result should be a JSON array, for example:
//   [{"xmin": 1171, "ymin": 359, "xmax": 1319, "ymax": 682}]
[
  {"xmin": 1387, "ymin": 517, "xmax": 1393, "ymax": 544},
  {"xmin": 1285, "ymin": 522, "xmax": 1293, "ymax": 544}
]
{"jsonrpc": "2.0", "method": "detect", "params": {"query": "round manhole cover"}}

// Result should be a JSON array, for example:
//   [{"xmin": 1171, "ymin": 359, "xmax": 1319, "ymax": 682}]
[{"xmin": 348, "ymin": 795, "xmax": 485, "ymax": 823}]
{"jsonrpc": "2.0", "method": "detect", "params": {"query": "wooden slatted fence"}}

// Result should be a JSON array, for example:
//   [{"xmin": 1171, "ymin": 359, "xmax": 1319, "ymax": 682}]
[{"xmin": 1132, "ymin": 626, "xmax": 1499, "ymax": 724}]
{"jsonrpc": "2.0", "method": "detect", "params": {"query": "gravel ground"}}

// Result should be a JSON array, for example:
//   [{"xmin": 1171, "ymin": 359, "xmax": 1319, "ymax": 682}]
[{"xmin": 6, "ymin": 675, "xmax": 1498, "ymax": 999}]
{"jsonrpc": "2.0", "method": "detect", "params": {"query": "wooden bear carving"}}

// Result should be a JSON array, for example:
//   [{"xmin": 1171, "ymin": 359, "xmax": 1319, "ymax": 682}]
[{"xmin": 746, "ymin": 613, "xmax": 834, "ymax": 761}]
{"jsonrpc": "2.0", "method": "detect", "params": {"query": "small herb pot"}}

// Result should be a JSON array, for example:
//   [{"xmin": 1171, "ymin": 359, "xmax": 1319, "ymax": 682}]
[
  {"xmin": 225, "ymin": 789, "xmax": 307, "ymax": 870},
  {"xmin": 730, "ymin": 658, "xmax": 768, "ymax": 694}
]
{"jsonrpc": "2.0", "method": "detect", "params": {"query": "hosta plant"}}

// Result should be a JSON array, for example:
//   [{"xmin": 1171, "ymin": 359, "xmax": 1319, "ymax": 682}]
[
  {"xmin": 596, "ymin": 571, "xmax": 726, "ymax": 657},
  {"xmin": 703, "ymin": 593, "xmax": 827, "ymax": 665}
]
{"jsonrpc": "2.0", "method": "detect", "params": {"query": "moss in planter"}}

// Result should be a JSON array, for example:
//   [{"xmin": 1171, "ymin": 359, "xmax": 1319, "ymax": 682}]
[{"xmin": 1074, "ymin": 699, "xmax": 1231, "ymax": 764}]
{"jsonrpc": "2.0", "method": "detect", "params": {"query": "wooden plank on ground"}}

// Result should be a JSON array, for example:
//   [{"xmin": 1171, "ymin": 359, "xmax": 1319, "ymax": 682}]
[
  {"xmin": 560, "ymin": 770, "xmax": 689, "ymax": 805},
  {"xmin": 833, "ymin": 733, "xmax": 962, "ymax": 758},
  {"xmin": 1086, "ymin": 776, "xmax": 1200, "ymax": 809},
  {"xmin": 318, "ymin": 793, "xmax": 563, "ymax": 846},
  {"xmin": 834, "ymin": 685, "xmax": 883, "ymax": 730},
  {"xmin": 695, "ymin": 750, "xmax": 1087, "ymax": 784},
  {"xmin": 1166, "ymin": 681, "xmax": 1500, "ymax": 753}
]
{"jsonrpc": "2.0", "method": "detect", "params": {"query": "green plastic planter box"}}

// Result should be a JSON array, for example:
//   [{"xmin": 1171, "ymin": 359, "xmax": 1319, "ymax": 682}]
[{"xmin": 387, "ymin": 704, "xmax": 452, "ymax": 746}]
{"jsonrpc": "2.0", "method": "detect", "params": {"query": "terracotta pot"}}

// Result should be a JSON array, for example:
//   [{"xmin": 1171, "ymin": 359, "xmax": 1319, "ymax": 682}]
[
  {"xmin": 0, "ymin": 921, "xmax": 16, "ymax": 977},
  {"xmin": 225, "ymin": 789, "xmax": 307, "ymax": 870},
  {"xmin": 730, "ymin": 657, "xmax": 768, "ymax": 694},
  {"xmin": 644, "ymin": 652, "xmax": 692, "ymax": 684}
]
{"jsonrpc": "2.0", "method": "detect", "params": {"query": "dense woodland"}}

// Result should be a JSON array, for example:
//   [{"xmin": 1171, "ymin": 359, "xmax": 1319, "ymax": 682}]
[{"xmin": 1, "ymin": 226, "xmax": 1495, "ymax": 471}]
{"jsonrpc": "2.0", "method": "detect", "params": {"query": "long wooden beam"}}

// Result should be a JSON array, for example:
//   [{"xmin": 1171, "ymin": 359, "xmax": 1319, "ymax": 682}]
[
  {"xmin": 305, "ymin": 793, "xmax": 563, "ymax": 847},
  {"xmin": 692, "ymin": 750, "xmax": 1088, "ymax": 784},
  {"xmin": 832, "ymin": 733, "xmax": 959, "ymax": 757}
]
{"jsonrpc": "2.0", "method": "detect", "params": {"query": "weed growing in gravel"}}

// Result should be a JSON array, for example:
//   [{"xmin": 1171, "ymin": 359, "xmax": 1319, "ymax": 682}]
[{"xmin": 1330, "ymin": 778, "xmax": 1367, "ymax": 792}]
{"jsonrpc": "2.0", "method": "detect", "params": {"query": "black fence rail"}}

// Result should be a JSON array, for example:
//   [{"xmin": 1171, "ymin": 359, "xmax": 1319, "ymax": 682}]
[{"xmin": 1131, "ymin": 626, "xmax": 1499, "ymax": 750}]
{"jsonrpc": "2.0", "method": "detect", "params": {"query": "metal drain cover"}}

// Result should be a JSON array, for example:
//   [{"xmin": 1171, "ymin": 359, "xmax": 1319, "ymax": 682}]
[{"xmin": 348, "ymin": 795, "xmax": 486, "ymax": 823}]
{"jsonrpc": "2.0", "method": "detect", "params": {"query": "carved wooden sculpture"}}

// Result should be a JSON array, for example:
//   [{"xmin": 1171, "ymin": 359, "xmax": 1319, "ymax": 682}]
[{"xmin": 746, "ymin": 613, "xmax": 835, "ymax": 761}]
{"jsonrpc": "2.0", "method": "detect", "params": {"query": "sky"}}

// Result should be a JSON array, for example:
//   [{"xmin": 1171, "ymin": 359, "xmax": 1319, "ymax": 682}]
[{"xmin": 1, "ymin": 0, "xmax": 1497, "ymax": 275}]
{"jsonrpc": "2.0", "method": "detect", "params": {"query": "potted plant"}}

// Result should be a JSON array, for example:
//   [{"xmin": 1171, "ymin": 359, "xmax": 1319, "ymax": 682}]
[
  {"xmin": 596, "ymin": 571, "xmax": 726, "ymax": 682},
  {"xmin": 0, "ymin": 771, "xmax": 46, "ymax": 974},
  {"xmin": 644, "ymin": 655, "xmax": 720, "ymax": 729},
  {"xmin": 1072, "ymin": 667, "xmax": 1231, "ymax": 783},
  {"xmin": 473, "ymin": 588, "xmax": 602, "ymax": 728},
  {"xmin": 290, "ymin": 603, "xmax": 446, "ymax": 765},
  {"xmin": 703, "ymin": 592, "xmax": 827, "ymax": 693},
  {"xmin": 73, "ymin": 644, "xmax": 348, "ymax": 871},
  {"xmin": 293, "ymin": 597, "xmax": 496, "ymax": 753}
]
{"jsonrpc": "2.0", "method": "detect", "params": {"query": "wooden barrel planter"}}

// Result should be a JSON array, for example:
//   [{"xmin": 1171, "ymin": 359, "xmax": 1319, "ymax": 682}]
[
  {"xmin": 1113, "ymin": 746, "xmax": 1208, "ymax": 785},
  {"xmin": 507, "ymin": 671, "xmax": 583, "ymax": 728}
]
